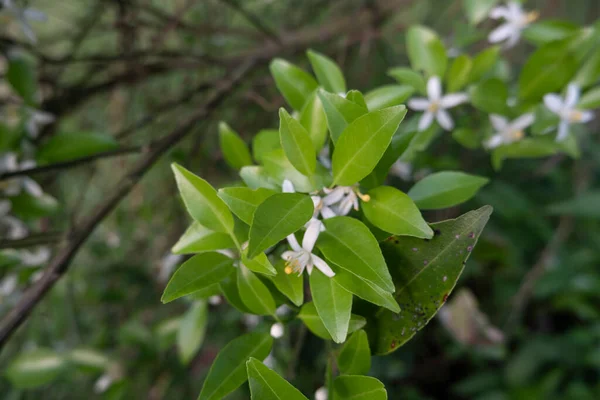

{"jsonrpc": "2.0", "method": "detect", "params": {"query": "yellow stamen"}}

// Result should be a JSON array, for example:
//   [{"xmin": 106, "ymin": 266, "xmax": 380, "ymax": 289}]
[
  {"xmin": 357, "ymin": 192, "xmax": 371, "ymax": 202},
  {"xmin": 570, "ymin": 110, "xmax": 584, "ymax": 123},
  {"xmin": 284, "ymin": 265, "xmax": 293, "ymax": 275},
  {"xmin": 525, "ymin": 11, "xmax": 539, "ymax": 24},
  {"xmin": 510, "ymin": 130, "xmax": 524, "ymax": 141},
  {"xmin": 427, "ymin": 102, "xmax": 439, "ymax": 113}
]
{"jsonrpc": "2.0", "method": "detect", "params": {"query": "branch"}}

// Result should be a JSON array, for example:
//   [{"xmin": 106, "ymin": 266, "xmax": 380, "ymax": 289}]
[
  {"xmin": 0, "ymin": 60, "xmax": 256, "ymax": 350},
  {"xmin": 220, "ymin": 0, "xmax": 281, "ymax": 44},
  {"xmin": 0, "ymin": 232, "xmax": 64, "ymax": 250}
]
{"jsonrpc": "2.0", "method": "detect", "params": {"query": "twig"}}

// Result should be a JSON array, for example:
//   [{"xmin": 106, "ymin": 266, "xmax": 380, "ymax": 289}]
[
  {"xmin": 220, "ymin": 0, "xmax": 281, "ymax": 44},
  {"xmin": 0, "ymin": 61, "xmax": 256, "ymax": 350},
  {"xmin": 0, "ymin": 232, "xmax": 64, "ymax": 250}
]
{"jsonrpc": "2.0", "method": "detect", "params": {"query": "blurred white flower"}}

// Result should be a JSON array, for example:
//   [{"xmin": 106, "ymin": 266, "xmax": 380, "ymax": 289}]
[
  {"xmin": 242, "ymin": 314, "xmax": 261, "ymax": 329},
  {"xmin": 270, "ymin": 323, "xmax": 284, "ymax": 339},
  {"xmin": 93, "ymin": 373, "xmax": 113, "ymax": 394},
  {"xmin": 488, "ymin": 2, "xmax": 538, "ymax": 48},
  {"xmin": 25, "ymin": 107, "xmax": 55, "ymax": 139},
  {"xmin": 543, "ymin": 83, "xmax": 595, "ymax": 142},
  {"xmin": 408, "ymin": 76, "xmax": 468, "ymax": 131},
  {"xmin": 158, "ymin": 253, "xmax": 182, "ymax": 282},
  {"xmin": 315, "ymin": 386, "xmax": 328, "ymax": 400},
  {"xmin": 0, "ymin": 199, "xmax": 27, "ymax": 239},
  {"xmin": 1, "ymin": 0, "xmax": 47, "ymax": 43},
  {"xmin": 485, "ymin": 113, "xmax": 535, "ymax": 149},
  {"xmin": 208, "ymin": 295, "xmax": 222, "ymax": 306},
  {"xmin": 318, "ymin": 146, "xmax": 331, "ymax": 169},
  {"xmin": 20, "ymin": 247, "xmax": 50, "ymax": 266},
  {"xmin": 389, "ymin": 161, "xmax": 413, "ymax": 181},
  {"xmin": 0, "ymin": 273, "xmax": 18, "ymax": 297},
  {"xmin": 0, "ymin": 152, "xmax": 43, "ymax": 197},
  {"xmin": 282, "ymin": 219, "xmax": 334, "ymax": 277}
]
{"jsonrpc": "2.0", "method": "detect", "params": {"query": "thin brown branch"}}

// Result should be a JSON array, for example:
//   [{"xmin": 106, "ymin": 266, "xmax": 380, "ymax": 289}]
[
  {"xmin": 220, "ymin": 0, "xmax": 281, "ymax": 44},
  {"xmin": 0, "ymin": 232, "xmax": 64, "ymax": 250}
]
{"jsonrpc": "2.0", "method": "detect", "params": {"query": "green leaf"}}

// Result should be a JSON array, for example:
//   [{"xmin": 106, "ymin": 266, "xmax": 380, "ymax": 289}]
[
  {"xmin": 10, "ymin": 192, "xmax": 58, "ymax": 221},
  {"xmin": 67, "ymin": 348, "xmax": 111, "ymax": 372},
  {"xmin": 518, "ymin": 39, "xmax": 579, "ymax": 101},
  {"xmin": 310, "ymin": 268, "xmax": 353, "ymax": 343},
  {"xmin": 332, "ymin": 105, "xmax": 407, "ymax": 186},
  {"xmin": 270, "ymin": 260, "xmax": 303, "ymax": 306},
  {"xmin": 248, "ymin": 193, "xmax": 314, "ymax": 258},
  {"xmin": 317, "ymin": 90, "xmax": 368, "ymax": 144},
  {"xmin": 363, "ymin": 186, "xmax": 433, "ymax": 238},
  {"xmin": 469, "ymin": 46, "xmax": 500, "ymax": 83},
  {"xmin": 219, "ymin": 122, "xmax": 253, "ymax": 170},
  {"xmin": 172, "ymin": 222, "xmax": 235, "ymax": 254},
  {"xmin": 317, "ymin": 217, "xmax": 395, "ymax": 293},
  {"xmin": 546, "ymin": 191, "xmax": 600, "ymax": 218},
  {"xmin": 279, "ymin": 108, "xmax": 317, "ymax": 176},
  {"xmin": 162, "ymin": 252, "xmax": 235, "ymax": 303},
  {"xmin": 298, "ymin": 302, "xmax": 366, "ymax": 340},
  {"xmin": 334, "ymin": 376, "xmax": 387, "ymax": 400},
  {"xmin": 387, "ymin": 67, "xmax": 426, "ymax": 94},
  {"xmin": 406, "ymin": 25, "xmax": 448, "ymax": 78},
  {"xmin": 220, "ymin": 273, "xmax": 252, "ymax": 313},
  {"xmin": 337, "ymin": 330, "xmax": 371, "ymax": 375},
  {"xmin": 578, "ymin": 87, "xmax": 600, "ymax": 109},
  {"xmin": 246, "ymin": 358, "xmax": 309, "ymax": 400},
  {"xmin": 523, "ymin": 21, "xmax": 580, "ymax": 46},
  {"xmin": 4, "ymin": 349, "xmax": 67, "ymax": 389},
  {"xmin": 198, "ymin": 332, "xmax": 273, "ymax": 400},
  {"xmin": 238, "ymin": 264, "xmax": 277, "ymax": 316},
  {"xmin": 299, "ymin": 92, "xmax": 328, "ymax": 151},
  {"xmin": 452, "ymin": 127, "xmax": 481, "ymax": 149},
  {"xmin": 189, "ymin": 284, "xmax": 221, "ymax": 300},
  {"xmin": 307, "ymin": 49, "xmax": 346, "ymax": 94},
  {"xmin": 172, "ymin": 163, "xmax": 234, "ymax": 234},
  {"xmin": 6, "ymin": 57, "xmax": 37, "ymax": 105},
  {"xmin": 364, "ymin": 85, "xmax": 414, "ymax": 111},
  {"xmin": 470, "ymin": 78, "xmax": 508, "ymax": 114},
  {"xmin": 262, "ymin": 149, "xmax": 331, "ymax": 192},
  {"xmin": 491, "ymin": 138, "xmax": 560, "ymax": 170},
  {"xmin": 218, "ymin": 187, "xmax": 276, "ymax": 225},
  {"xmin": 333, "ymin": 269, "xmax": 400, "ymax": 313},
  {"xmin": 242, "ymin": 252, "xmax": 277, "ymax": 276},
  {"xmin": 574, "ymin": 48, "xmax": 600, "ymax": 89},
  {"xmin": 374, "ymin": 206, "xmax": 492, "ymax": 354},
  {"xmin": 408, "ymin": 171, "xmax": 490, "ymax": 210},
  {"xmin": 37, "ymin": 132, "xmax": 118, "ymax": 164},
  {"xmin": 177, "ymin": 302, "xmax": 208, "ymax": 365},
  {"xmin": 463, "ymin": 0, "xmax": 498, "ymax": 25},
  {"xmin": 446, "ymin": 54, "xmax": 472, "ymax": 92},
  {"xmin": 240, "ymin": 166, "xmax": 278, "ymax": 190},
  {"xmin": 252, "ymin": 129, "xmax": 281, "ymax": 163},
  {"xmin": 345, "ymin": 90, "xmax": 368, "ymax": 109},
  {"xmin": 270, "ymin": 59, "xmax": 318, "ymax": 111}
]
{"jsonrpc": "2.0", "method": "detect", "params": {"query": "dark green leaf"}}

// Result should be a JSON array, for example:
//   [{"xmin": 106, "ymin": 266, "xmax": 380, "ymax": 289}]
[
  {"xmin": 298, "ymin": 302, "xmax": 366, "ymax": 340},
  {"xmin": 6, "ymin": 57, "xmax": 37, "ymax": 105},
  {"xmin": 470, "ymin": 78, "xmax": 508, "ymax": 114},
  {"xmin": 546, "ymin": 191, "xmax": 600, "ymax": 218},
  {"xmin": 310, "ymin": 268, "xmax": 353, "ymax": 343},
  {"xmin": 238, "ymin": 264, "xmax": 277, "ymax": 316},
  {"xmin": 333, "ymin": 268, "xmax": 400, "ymax": 313},
  {"xmin": 337, "ymin": 330, "xmax": 371, "ymax": 375},
  {"xmin": 242, "ymin": 252, "xmax": 277, "ymax": 276},
  {"xmin": 270, "ymin": 260, "xmax": 304, "ymax": 307},
  {"xmin": 452, "ymin": 127, "xmax": 481, "ymax": 149},
  {"xmin": 172, "ymin": 222, "xmax": 235, "ymax": 254},
  {"xmin": 247, "ymin": 358, "xmax": 309, "ymax": 400},
  {"xmin": 37, "ymin": 132, "xmax": 118, "ymax": 164},
  {"xmin": 408, "ymin": 171, "xmax": 490, "ymax": 210},
  {"xmin": 10, "ymin": 192, "xmax": 58, "ymax": 221},
  {"xmin": 178, "ymin": 302, "xmax": 208, "ymax": 365},
  {"xmin": 220, "ymin": 273, "xmax": 252, "ymax": 313},
  {"xmin": 218, "ymin": 187, "xmax": 276, "ymax": 225},
  {"xmin": 334, "ymin": 375, "xmax": 387, "ymax": 400},
  {"xmin": 491, "ymin": 138, "xmax": 560, "ymax": 170},
  {"xmin": 262, "ymin": 149, "xmax": 331, "ymax": 192}
]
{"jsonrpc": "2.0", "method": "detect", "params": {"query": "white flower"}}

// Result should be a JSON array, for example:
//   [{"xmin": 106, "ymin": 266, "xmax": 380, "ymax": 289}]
[
  {"xmin": 94, "ymin": 373, "xmax": 113, "ymax": 394},
  {"xmin": 243, "ymin": 314, "xmax": 261, "ymax": 329},
  {"xmin": 408, "ymin": 76, "xmax": 468, "ymax": 131},
  {"xmin": 208, "ymin": 295, "xmax": 222, "ymax": 306},
  {"xmin": 25, "ymin": 107, "xmax": 55, "ymax": 139},
  {"xmin": 389, "ymin": 160, "xmax": 413, "ymax": 181},
  {"xmin": 322, "ymin": 185, "xmax": 370, "ymax": 217},
  {"xmin": 315, "ymin": 387, "xmax": 328, "ymax": 400},
  {"xmin": 0, "ymin": 274, "xmax": 18, "ymax": 297},
  {"xmin": 158, "ymin": 253, "xmax": 182, "ymax": 282},
  {"xmin": 20, "ymin": 247, "xmax": 50, "ymax": 266},
  {"xmin": 543, "ymin": 83, "xmax": 595, "ymax": 142},
  {"xmin": 318, "ymin": 146, "xmax": 332, "ymax": 169},
  {"xmin": 0, "ymin": 153, "xmax": 43, "ymax": 197},
  {"xmin": 282, "ymin": 219, "xmax": 334, "ymax": 277},
  {"xmin": 0, "ymin": 199, "xmax": 27, "ymax": 239},
  {"xmin": 1, "ymin": 0, "xmax": 47, "ymax": 43},
  {"xmin": 488, "ymin": 2, "xmax": 538, "ymax": 48},
  {"xmin": 282, "ymin": 179, "xmax": 335, "ymax": 227},
  {"xmin": 270, "ymin": 322, "xmax": 284, "ymax": 339},
  {"xmin": 485, "ymin": 113, "xmax": 535, "ymax": 149}
]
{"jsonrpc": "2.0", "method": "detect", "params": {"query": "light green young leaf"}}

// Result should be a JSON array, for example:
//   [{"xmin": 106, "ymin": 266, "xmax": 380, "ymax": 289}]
[
  {"xmin": 310, "ymin": 268, "xmax": 353, "ymax": 343},
  {"xmin": 337, "ymin": 330, "xmax": 371, "ymax": 375},
  {"xmin": 219, "ymin": 122, "xmax": 253, "ymax": 170},
  {"xmin": 317, "ymin": 89, "xmax": 368, "ymax": 144},
  {"xmin": 470, "ymin": 78, "xmax": 508, "ymax": 115},
  {"xmin": 238, "ymin": 264, "xmax": 277, "ymax": 316},
  {"xmin": 6, "ymin": 56, "xmax": 37, "ymax": 105},
  {"xmin": 364, "ymin": 85, "xmax": 414, "ymax": 111},
  {"xmin": 523, "ymin": 21, "xmax": 580, "ymax": 46},
  {"xmin": 262, "ymin": 149, "xmax": 331, "ymax": 192},
  {"xmin": 446, "ymin": 54, "xmax": 472, "ymax": 92},
  {"xmin": 299, "ymin": 91, "xmax": 328, "ymax": 151},
  {"xmin": 162, "ymin": 252, "xmax": 235, "ymax": 303},
  {"xmin": 172, "ymin": 222, "xmax": 235, "ymax": 254},
  {"xmin": 172, "ymin": 163, "xmax": 234, "ymax": 234},
  {"xmin": 307, "ymin": 49, "xmax": 346, "ymax": 94},
  {"xmin": 387, "ymin": 67, "xmax": 426, "ymax": 94},
  {"xmin": 4, "ymin": 349, "xmax": 67, "ymax": 389},
  {"xmin": 218, "ymin": 187, "xmax": 276, "ymax": 225},
  {"xmin": 334, "ymin": 375, "xmax": 387, "ymax": 400},
  {"xmin": 317, "ymin": 217, "xmax": 395, "ymax": 293},
  {"xmin": 252, "ymin": 129, "xmax": 281, "ymax": 163},
  {"xmin": 491, "ymin": 138, "xmax": 560, "ymax": 170},
  {"xmin": 363, "ymin": 186, "xmax": 433, "ymax": 238},
  {"xmin": 469, "ymin": 46, "xmax": 500, "ymax": 83},
  {"xmin": 270, "ymin": 58, "xmax": 318, "ymax": 111},
  {"xmin": 406, "ymin": 25, "xmax": 448, "ymax": 78},
  {"xmin": 463, "ymin": 0, "xmax": 498, "ymax": 25},
  {"xmin": 333, "ymin": 269, "xmax": 400, "ymax": 313},
  {"xmin": 240, "ymin": 166, "xmax": 278, "ymax": 190},
  {"xmin": 248, "ymin": 193, "xmax": 314, "ymax": 258},
  {"xmin": 408, "ymin": 171, "xmax": 490, "ymax": 210},
  {"xmin": 67, "ymin": 348, "xmax": 111, "ymax": 372},
  {"xmin": 578, "ymin": 87, "xmax": 600, "ymax": 109},
  {"xmin": 37, "ymin": 132, "xmax": 118, "ymax": 164},
  {"xmin": 279, "ymin": 108, "xmax": 317, "ymax": 176},
  {"xmin": 242, "ymin": 251, "xmax": 277, "ymax": 276},
  {"xmin": 270, "ymin": 260, "xmax": 303, "ymax": 307},
  {"xmin": 332, "ymin": 105, "xmax": 407, "ymax": 186},
  {"xmin": 298, "ymin": 302, "xmax": 366, "ymax": 340},
  {"xmin": 246, "ymin": 358, "xmax": 309, "ymax": 400},
  {"xmin": 177, "ymin": 302, "xmax": 208, "ymax": 365},
  {"xmin": 375, "ymin": 206, "xmax": 492, "ymax": 355},
  {"xmin": 198, "ymin": 332, "xmax": 273, "ymax": 400},
  {"xmin": 189, "ymin": 284, "xmax": 221, "ymax": 300},
  {"xmin": 345, "ymin": 90, "xmax": 368, "ymax": 109},
  {"xmin": 574, "ymin": 48, "xmax": 600, "ymax": 89}
]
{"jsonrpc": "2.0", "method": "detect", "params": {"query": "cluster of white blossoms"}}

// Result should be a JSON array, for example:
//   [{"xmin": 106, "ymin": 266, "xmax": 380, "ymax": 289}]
[
  {"xmin": 487, "ymin": 1, "xmax": 539, "ymax": 48},
  {"xmin": 1, "ymin": 0, "xmax": 47, "ymax": 44},
  {"xmin": 280, "ymin": 179, "xmax": 370, "ymax": 278}
]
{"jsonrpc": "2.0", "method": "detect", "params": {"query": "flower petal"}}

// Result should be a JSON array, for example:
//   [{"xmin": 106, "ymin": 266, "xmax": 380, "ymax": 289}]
[
  {"xmin": 282, "ymin": 179, "xmax": 295, "ymax": 193},
  {"xmin": 312, "ymin": 254, "xmax": 335, "ymax": 277},
  {"xmin": 543, "ymin": 94, "xmax": 564, "ymax": 114},
  {"xmin": 281, "ymin": 250, "xmax": 296, "ymax": 261},
  {"xmin": 427, "ymin": 76, "xmax": 442, "ymax": 101},
  {"xmin": 302, "ymin": 219, "xmax": 322, "ymax": 252},
  {"xmin": 418, "ymin": 111, "xmax": 435, "ymax": 131},
  {"xmin": 440, "ymin": 93, "xmax": 469, "ymax": 108},
  {"xmin": 321, "ymin": 206, "xmax": 337, "ymax": 219},
  {"xmin": 489, "ymin": 6, "xmax": 510, "ymax": 19},
  {"xmin": 22, "ymin": 178, "xmax": 43, "ymax": 197},
  {"xmin": 504, "ymin": 30, "xmax": 522, "ymax": 48},
  {"xmin": 488, "ymin": 23, "xmax": 514, "ymax": 44},
  {"xmin": 485, "ymin": 134, "xmax": 504, "ymax": 149},
  {"xmin": 557, "ymin": 120, "xmax": 570, "ymax": 142},
  {"xmin": 511, "ymin": 113, "xmax": 535, "ymax": 131},
  {"xmin": 286, "ymin": 233, "xmax": 302, "ymax": 252},
  {"xmin": 0, "ymin": 199, "xmax": 11, "ymax": 216},
  {"xmin": 580, "ymin": 110, "xmax": 595, "ymax": 123},
  {"xmin": 436, "ymin": 109, "xmax": 454, "ymax": 131},
  {"xmin": 489, "ymin": 114, "xmax": 509, "ymax": 132},
  {"xmin": 322, "ymin": 187, "xmax": 345, "ymax": 205},
  {"xmin": 565, "ymin": 83, "xmax": 581, "ymax": 108},
  {"xmin": 408, "ymin": 98, "xmax": 430, "ymax": 111}
]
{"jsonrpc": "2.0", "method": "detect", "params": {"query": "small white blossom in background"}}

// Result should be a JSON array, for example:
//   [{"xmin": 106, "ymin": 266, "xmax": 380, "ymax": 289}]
[
  {"xmin": 315, "ymin": 386, "xmax": 328, "ymax": 400},
  {"xmin": 543, "ymin": 83, "xmax": 595, "ymax": 142},
  {"xmin": 242, "ymin": 314, "xmax": 261, "ymax": 329},
  {"xmin": 263, "ymin": 353, "xmax": 277, "ymax": 368},
  {"xmin": 318, "ymin": 146, "xmax": 332, "ymax": 169},
  {"xmin": 24, "ymin": 107, "xmax": 55, "ymax": 139},
  {"xmin": 157, "ymin": 253, "xmax": 182, "ymax": 283},
  {"xmin": 282, "ymin": 219, "xmax": 334, "ymax": 277},
  {"xmin": 408, "ymin": 76, "xmax": 468, "ymax": 131},
  {"xmin": 0, "ymin": 153, "xmax": 43, "ymax": 197},
  {"xmin": 93, "ymin": 373, "xmax": 113, "ymax": 394},
  {"xmin": 208, "ymin": 295, "xmax": 222, "ymax": 306},
  {"xmin": 270, "ymin": 322, "xmax": 284, "ymax": 339},
  {"xmin": 20, "ymin": 247, "xmax": 50, "ymax": 266},
  {"xmin": 488, "ymin": 2, "xmax": 538, "ymax": 48},
  {"xmin": 275, "ymin": 304, "xmax": 292, "ymax": 317},
  {"xmin": 0, "ymin": 199, "xmax": 27, "ymax": 240},
  {"xmin": 0, "ymin": 273, "xmax": 18, "ymax": 297},
  {"xmin": 389, "ymin": 160, "xmax": 413, "ymax": 181},
  {"xmin": 485, "ymin": 113, "xmax": 535, "ymax": 149},
  {"xmin": 1, "ymin": 0, "xmax": 47, "ymax": 43}
]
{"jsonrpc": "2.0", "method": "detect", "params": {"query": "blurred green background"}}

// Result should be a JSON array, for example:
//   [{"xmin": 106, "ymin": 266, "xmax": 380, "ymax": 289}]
[{"xmin": 1, "ymin": 0, "xmax": 600, "ymax": 399}]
